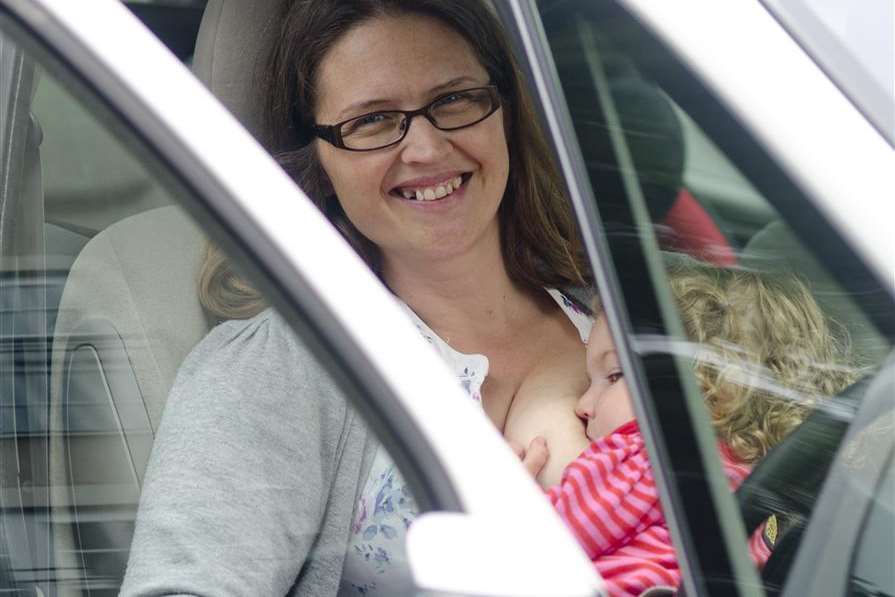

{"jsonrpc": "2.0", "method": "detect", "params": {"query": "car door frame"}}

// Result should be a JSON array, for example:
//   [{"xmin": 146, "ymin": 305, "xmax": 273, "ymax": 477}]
[{"xmin": 0, "ymin": 1, "xmax": 600, "ymax": 596}]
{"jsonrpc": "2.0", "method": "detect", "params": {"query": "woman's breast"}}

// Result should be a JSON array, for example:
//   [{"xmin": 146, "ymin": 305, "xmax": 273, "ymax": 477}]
[{"xmin": 502, "ymin": 348, "xmax": 591, "ymax": 488}]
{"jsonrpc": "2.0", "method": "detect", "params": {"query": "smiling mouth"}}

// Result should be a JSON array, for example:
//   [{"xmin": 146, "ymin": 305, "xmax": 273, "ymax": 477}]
[{"xmin": 391, "ymin": 173, "xmax": 471, "ymax": 202}]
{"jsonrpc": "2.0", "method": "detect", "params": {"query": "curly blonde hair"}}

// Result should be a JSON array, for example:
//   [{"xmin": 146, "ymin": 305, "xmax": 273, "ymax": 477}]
[{"xmin": 667, "ymin": 263, "xmax": 857, "ymax": 463}]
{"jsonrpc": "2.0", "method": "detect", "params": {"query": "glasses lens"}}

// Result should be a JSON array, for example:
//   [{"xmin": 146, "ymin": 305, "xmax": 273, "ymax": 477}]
[
  {"xmin": 340, "ymin": 112, "xmax": 404, "ymax": 150},
  {"xmin": 430, "ymin": 88, "xmax": 495, "ymax": 130}
]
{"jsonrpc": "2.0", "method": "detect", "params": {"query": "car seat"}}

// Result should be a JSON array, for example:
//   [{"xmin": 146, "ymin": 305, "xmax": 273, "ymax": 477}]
[
  {"xmin": 609, "ymin": 73, "xmax": 738, "ymax": 267},
  {"xmin": 47, "ymin": 1, "xmax": 286, "ymax": 594},
  {"xmin": 47, "ymin": 206, "xmax": 208, "ymax": 595},
  {"xmin": 541, "ymin": 6, "xmax": 737, "ymax": 268}
]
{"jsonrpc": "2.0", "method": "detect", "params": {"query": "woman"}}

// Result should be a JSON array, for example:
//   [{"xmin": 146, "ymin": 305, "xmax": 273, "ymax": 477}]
[{"xmin": 123, "ymin": 1, "xmax": 592, "ymax": 595}]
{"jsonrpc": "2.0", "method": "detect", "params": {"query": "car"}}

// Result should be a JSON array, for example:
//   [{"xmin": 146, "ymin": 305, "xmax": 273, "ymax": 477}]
[{"xmin": 0, "ymin": 0, "xmax": 891, "ymax": 596}]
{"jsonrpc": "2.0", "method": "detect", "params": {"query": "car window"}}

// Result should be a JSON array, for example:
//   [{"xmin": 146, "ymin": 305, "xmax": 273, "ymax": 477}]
[
  {"xmin": 0, "ymin": 14, "xmax": 426, "ymax": 597},
  {"xmin": 534, "ymin": 0, "xmax": 894, "ymax": 595},
  {"xmin": 849, "ymin": 441, "xmax": 895, "ymax": 596}
]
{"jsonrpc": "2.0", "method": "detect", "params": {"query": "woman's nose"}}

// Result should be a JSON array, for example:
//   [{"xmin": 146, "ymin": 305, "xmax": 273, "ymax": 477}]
[{"xmin": 399, "ymin": 116, "xmax": 452, "ymax": 163}]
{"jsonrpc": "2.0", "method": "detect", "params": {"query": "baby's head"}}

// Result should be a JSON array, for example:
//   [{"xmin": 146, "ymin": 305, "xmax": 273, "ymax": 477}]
[
  {"xmin": 577, "ymin": 314, "xmax": 635, "ymax": 441},
  {"xmin": 668, "ymin": 263, "xmax": 855, "ymax": 462},
  {"xmin": 578, "ymin": 264, "xmax": 856, "ymax": 460}
]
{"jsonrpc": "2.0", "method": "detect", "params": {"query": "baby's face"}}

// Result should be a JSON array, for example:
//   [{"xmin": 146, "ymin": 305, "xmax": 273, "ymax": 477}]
[{"xmin": 576, "ymin": 316, "xmax": 636, "ymax": 440}]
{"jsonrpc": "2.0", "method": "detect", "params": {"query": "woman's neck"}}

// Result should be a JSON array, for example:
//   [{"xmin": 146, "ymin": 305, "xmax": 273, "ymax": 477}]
[{"xmin": 383, "ymin": 243, "xmax": 544, "ymax": 351}]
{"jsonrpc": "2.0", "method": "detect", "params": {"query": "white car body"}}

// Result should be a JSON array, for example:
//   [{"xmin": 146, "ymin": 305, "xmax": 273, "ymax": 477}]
[{"xmin": 0, "ymin": 0, "xmax": 891, "ymax": 595}]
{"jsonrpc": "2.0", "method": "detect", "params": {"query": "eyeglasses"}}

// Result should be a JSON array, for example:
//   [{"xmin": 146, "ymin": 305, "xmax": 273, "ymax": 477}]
[{"xmin": 312, "ymin": 85, "xmax": 501, "ymax": 151}]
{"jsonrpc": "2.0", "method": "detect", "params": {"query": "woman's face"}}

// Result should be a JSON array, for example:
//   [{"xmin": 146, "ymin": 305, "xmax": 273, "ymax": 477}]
[
  {"xmin": 313, "ymin": 14, "xmax": 510, "ymax": 269},
  {"xmin": 576, "ymin": 316, "xmax": 636, "ymax": 440}
]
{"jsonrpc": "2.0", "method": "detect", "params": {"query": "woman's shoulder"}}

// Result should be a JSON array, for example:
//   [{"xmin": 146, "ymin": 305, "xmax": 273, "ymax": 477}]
[
  {"xmin": 180, "ymin": 308, "xmax": 310, "ymax": 377},
  {"xmin": 170, "ymin": 307, "xmax": 353, "ymax": 423}
]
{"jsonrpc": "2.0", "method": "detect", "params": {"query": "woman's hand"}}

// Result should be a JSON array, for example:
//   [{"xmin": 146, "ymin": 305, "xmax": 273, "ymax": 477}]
[{"xmin": 509, "ymin": 436, "xmax": 550, "ymax": 478}]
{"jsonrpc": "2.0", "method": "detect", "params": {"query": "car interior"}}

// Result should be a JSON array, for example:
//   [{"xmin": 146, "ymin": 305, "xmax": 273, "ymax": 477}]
[
  {"xmin": 538, "ymin": 4, "xmax": 894, "ymax": 595},
  {"xmin": 0, "ymin": 0, "xmax": 892, "ymax": 595}
]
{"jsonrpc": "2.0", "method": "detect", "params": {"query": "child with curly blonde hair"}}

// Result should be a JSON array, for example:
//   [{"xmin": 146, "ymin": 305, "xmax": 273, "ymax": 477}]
[{"xmin": 519, "ymin": 264, "xmax": 856, "ymax": 597}]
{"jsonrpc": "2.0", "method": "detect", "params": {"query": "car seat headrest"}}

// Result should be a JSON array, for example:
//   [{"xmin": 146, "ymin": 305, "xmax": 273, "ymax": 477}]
[
  {"xmin": 192, "ymin": 0, "xmax": 289, "ymax": 139},
  {"xmin": 610, "ymin": 75, "xmax": 684, "ymax": 217}
]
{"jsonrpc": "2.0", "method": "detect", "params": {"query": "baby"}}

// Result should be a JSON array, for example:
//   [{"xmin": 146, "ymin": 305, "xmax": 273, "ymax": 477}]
[{"xmin": 516, "ymin": 265, "xmax": 856, "ymax": 597}]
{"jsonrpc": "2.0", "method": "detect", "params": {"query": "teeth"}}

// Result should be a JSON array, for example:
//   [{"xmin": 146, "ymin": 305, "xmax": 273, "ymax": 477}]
[{"xmin": 399, "ymin": 175, "xmax": 465, "ymax": 201}]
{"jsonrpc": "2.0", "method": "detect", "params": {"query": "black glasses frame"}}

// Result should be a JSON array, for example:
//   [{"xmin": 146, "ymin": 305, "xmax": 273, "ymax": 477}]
[{"xmin": 312, "ymin": 85, "xmax": 501, "ymax": 151}]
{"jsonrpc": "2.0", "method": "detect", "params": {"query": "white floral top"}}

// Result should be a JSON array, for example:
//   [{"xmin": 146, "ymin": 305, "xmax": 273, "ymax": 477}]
[{"xmin": 338, "ymin": 289, "xmax": 592, "ymax": 596}]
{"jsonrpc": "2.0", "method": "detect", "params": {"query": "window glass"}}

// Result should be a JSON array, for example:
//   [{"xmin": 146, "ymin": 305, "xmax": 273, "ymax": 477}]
[
  {"xmin": 537, "ymin": 0, "xmax": 894, "ymax": 594},
  {"xmin": 0, "ymin": 15, "xmax": 420, "ymax": 597},
  {"xmin": 849, "ymin": 448, "xmax": 895, "ymax": 596}
]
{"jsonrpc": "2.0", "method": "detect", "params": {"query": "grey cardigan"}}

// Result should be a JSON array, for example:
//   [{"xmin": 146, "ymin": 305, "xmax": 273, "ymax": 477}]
[{"xmin": 121, "ymin": 309, "xmax": 377, "ymax": 596}]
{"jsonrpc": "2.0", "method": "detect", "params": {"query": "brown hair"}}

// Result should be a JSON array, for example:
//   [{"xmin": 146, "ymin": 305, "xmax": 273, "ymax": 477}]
[
  {"xmin": 667, "ymin": 264, "xmax": 857, "ymax": 463},
  {"xmin": 200, "ymin": 0, "xmax": 588, "ymax": 320}
]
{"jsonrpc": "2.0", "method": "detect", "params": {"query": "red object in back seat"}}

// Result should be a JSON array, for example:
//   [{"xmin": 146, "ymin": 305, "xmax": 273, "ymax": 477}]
[{"xmin": 661, "ymin": 188, "xmax": 737, "ymax": 266}]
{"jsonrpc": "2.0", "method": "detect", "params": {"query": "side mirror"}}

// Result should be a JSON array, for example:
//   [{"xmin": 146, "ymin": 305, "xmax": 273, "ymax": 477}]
[{"xmin": 407, "ymin": 511, "xmax": 603, "ymax": 597}]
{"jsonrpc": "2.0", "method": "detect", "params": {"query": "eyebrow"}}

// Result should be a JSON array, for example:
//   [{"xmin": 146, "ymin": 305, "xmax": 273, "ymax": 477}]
[
  {"xmin": 600, "ymin": 350, "xmax": 618, "ymax": 368},
  {"xmin": 334, "ymin": 76, "xmax": 484, "ymax": 120}
]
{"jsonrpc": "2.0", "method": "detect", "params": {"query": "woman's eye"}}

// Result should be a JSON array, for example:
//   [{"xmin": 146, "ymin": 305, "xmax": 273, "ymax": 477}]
[
  {"xmin": 607, "ymin": 371, "xmax": 624, "ymax": 384},
  {"xmin": 359, "ymin": 113, "xmax": 386, "ymax": 125},
  {"xmin": 434, "ymin": 91, "xmax": 476, "ymax": 110},
  {"xmin": 344, "ymin": 112, "xmax": 394, "ymax": 136}
]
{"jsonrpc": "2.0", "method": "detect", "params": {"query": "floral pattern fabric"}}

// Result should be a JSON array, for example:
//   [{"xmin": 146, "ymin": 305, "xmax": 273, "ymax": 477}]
[
  {"xmin": 338, "ymin": 289, "xmax": 592, "ymax": 595},
  {"xmin": 339, "ymin": 449, "xmax": 416, "ymax": 595}
]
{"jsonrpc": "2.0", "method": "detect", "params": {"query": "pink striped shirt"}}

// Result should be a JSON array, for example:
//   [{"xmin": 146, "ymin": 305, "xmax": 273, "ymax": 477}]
[{"xmin": 547, "ymin": 421, "xmax": 771, "ymax": 597}]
